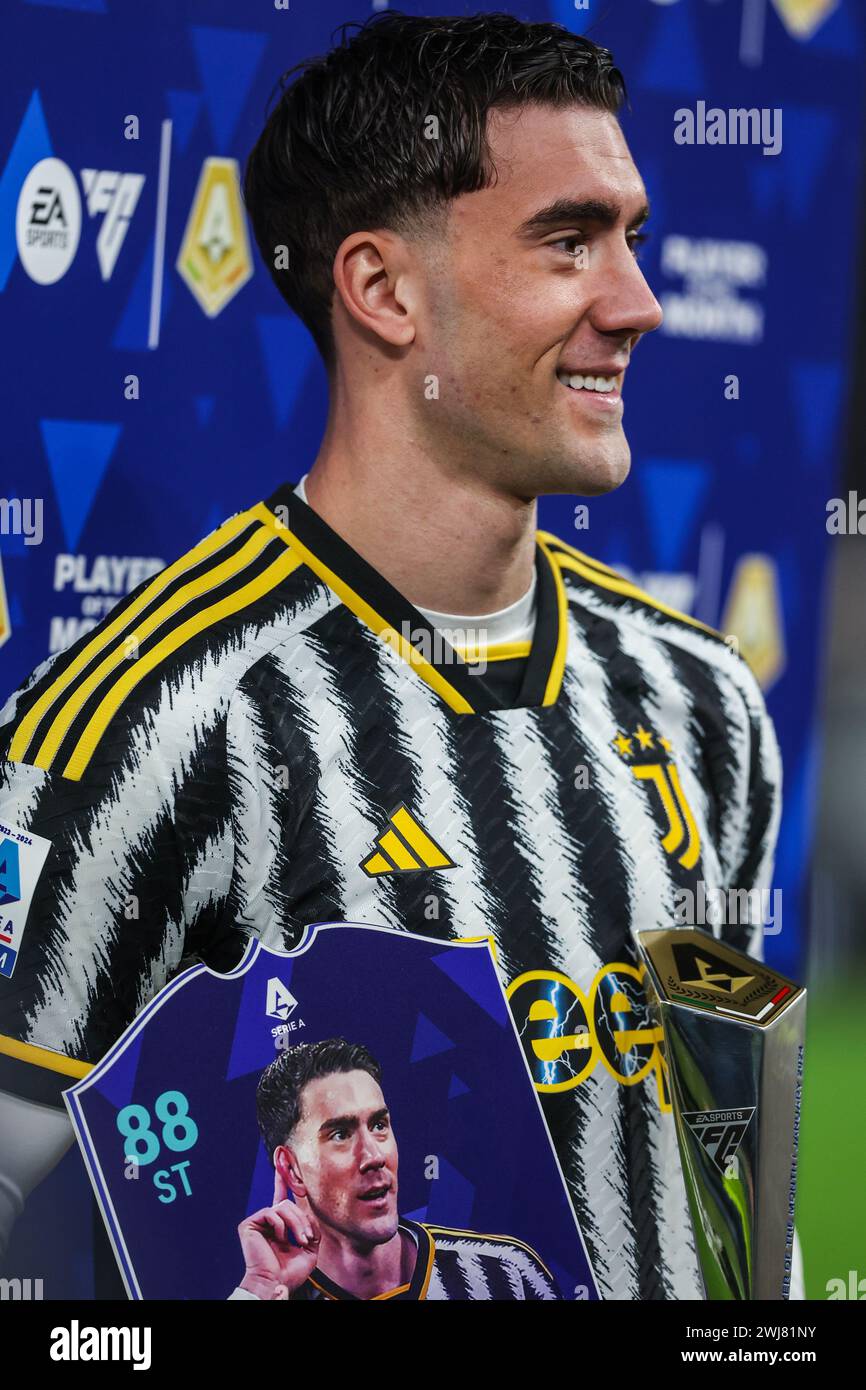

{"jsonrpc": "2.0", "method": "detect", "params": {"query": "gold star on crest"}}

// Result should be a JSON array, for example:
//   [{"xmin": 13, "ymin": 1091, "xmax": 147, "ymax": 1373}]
[
  {"xmin": 658, "ymin": 735, "xmax": 673, "ymax": 753},
  {"xmin": 634, "ymin": 724, "xmax": 654, "ymax": 751},
  {"xmin": 613, "ymin": 732, "xmax": 633, "ymax": 758}
]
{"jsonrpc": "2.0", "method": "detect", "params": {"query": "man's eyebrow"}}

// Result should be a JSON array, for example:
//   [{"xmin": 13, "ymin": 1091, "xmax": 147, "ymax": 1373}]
[
  {"xmin": 317, "ymin": 1107, "xmax": 390, "ymax": 1134},
  {"xmin": 318, "ymin": 1113, "xmax": 359, "ymax": 1134},
  {"xmin": 516, "ymin": 198, "xmax": 651, "ymax": 239}
]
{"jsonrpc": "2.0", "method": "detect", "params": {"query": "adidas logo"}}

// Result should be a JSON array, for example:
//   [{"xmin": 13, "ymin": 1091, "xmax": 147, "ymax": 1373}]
[{"xmin": 360, "ymin": 805, "xmax": 456, "ymax": 877}]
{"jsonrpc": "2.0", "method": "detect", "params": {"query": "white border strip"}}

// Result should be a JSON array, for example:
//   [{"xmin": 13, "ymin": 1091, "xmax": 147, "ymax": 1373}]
[{"xmin": 147, "ymin": 117, "xmax": 172, "ymax": 350}]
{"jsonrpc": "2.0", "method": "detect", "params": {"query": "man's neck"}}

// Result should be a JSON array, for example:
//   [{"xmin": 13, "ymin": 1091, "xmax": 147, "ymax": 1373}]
[
  {"xmin": 317, "ymin": 1225, "xmax": 415, "ymax": 1300},
  {"xmin": 303, "ymin": 438, "xmax": 537, "ymax": 616}
]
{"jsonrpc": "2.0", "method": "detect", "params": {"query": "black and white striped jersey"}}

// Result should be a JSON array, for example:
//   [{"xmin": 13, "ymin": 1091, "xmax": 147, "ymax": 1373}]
[
  {"xmin": 287, "ymin": 1220, "xmax": 561, "ymax": 1300},
  {"xmin": 0, "ymin": 483, "xmax": 781, "ymax": 1300}
]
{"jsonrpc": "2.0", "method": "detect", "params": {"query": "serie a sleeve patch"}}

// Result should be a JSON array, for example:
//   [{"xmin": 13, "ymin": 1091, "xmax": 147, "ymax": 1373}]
[{"xmin": 0, "ymin": 818, "xmax": 53, "ymax": 979}]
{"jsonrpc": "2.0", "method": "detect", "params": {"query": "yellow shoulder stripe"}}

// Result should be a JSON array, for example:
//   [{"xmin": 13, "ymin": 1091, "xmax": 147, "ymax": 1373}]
[
  {"xmin": 551, "ymin": 549, "xmax": 723, "ymax": 641},
  {"xmin": 62, "ymin": 547, "xmax": 302, "ymax": 781},
  {"xmin": 35, "ymin": 525, "xmax": 279, "ymax": 773},
  {"xmin": 0, "ymin": 1033, "xmax": 92, "ymax": 1080},
  {"xmin": 10, "ymin": 508, "xmax": 260, "ymax": 765}
]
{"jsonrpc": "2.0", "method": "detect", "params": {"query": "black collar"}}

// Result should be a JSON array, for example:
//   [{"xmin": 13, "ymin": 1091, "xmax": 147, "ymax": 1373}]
[{"xmin": 259, "ymin": 484, "xmax": 567, "ymax": 714}]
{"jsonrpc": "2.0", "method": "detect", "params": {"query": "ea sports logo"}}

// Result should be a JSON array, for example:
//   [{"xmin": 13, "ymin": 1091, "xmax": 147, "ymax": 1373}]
[
  {"xmin": 16, "ymin": 158, "xmax": 82, "ymax": 284},
  {"xmin": 683, "ymin": 1107, "xmax": 756, "ymax": 1176},
  {"xmin": 265, "ymin": 976, "xmax": 298, "ymax": 1022}
]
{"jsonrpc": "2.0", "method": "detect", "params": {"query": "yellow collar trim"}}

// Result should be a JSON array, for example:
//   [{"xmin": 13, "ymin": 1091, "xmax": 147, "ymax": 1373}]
[{"xmin": 251, "ymin": 503, "xmax": 476, "ymax": 714}]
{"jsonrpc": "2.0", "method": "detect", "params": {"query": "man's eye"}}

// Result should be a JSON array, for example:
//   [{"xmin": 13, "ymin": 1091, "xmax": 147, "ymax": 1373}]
[
  {"xmin": 550, "ymin": 231, "xmax": 649, "ymax": 261},
  {"xmin": 551, "ymin": 234, "xmax": 586, "ymax": 259}
]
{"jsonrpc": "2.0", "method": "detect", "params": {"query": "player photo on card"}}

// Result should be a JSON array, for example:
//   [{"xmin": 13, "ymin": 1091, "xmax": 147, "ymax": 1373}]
[{"xmin": 64, "ymin": 924, "xmax": 599, "ymax": 1301}]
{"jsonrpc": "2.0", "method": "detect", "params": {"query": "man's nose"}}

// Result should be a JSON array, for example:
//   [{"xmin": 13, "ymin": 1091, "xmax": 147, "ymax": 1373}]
[
  {"xmin": 357, "ymin": 1136, "xmax": 385, "ymax": 1166},
  {"xmin": 588, "ymin": 243, "xmax": 664, "ymax": 340}
]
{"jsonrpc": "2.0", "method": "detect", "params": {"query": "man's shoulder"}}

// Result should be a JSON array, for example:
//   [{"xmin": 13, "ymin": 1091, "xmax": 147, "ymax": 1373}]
[
  {"xmin": 0, "ymin": 500, "xmax": 332, "ymax": 781},
  {"xmin": 541, "ymin": 529, "xmax": 726, "ymax": 647},
  {"xmin": 539, "ymin": 528, "xmax": 765, "ymax": 705},
  {"xmin": 421, "ymin": 1221, "xmax": 551, "ymax": 1272},
  {"xmin": 418, "ymin": 1221, "xmax": 561, "ymax": 1299}
]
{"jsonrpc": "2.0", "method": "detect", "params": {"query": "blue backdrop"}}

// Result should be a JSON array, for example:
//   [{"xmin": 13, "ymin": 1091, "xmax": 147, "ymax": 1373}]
[{"xmin": 0, "ymin": 0, "xmax": 864, "ymax": 1300}]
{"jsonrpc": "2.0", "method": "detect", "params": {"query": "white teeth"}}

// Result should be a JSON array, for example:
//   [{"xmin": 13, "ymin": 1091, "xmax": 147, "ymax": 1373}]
[{"xmin": 557, "ymin": 371, "xmax": 616, "ymax": 392}]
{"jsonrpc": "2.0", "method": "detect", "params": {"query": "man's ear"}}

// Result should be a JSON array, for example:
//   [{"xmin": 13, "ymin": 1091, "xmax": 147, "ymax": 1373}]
[
  {"xmin": 331, "ymin": 230, "xmax": 418, "ymax": 352},
  {"xmin": 276, "ymin": 1144, "xmax": 307, "ymax": 1199}
]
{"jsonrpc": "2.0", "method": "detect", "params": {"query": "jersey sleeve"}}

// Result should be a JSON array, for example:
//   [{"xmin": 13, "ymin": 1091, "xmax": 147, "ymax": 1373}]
[
  {"xmin": 517, "ymin": 1245, "xmax": 564, "ymax": 1300},
  {"xmin": 719, "ymin": 659, "xmax": 783, "ymax": 961},
  {"xmin": 0, "ymin": 658, "xmax": 241, "ymax": 1108}
]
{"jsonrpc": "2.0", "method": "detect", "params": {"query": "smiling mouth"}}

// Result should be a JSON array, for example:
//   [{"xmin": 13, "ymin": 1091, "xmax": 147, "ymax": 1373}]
[
  {"xmin": 556, "ymin": 370, "xmax": 620, "ymax": 394},
  {"xmin": 358, "ymin": 1184, "xmax": 391, "ymax": 1203}
]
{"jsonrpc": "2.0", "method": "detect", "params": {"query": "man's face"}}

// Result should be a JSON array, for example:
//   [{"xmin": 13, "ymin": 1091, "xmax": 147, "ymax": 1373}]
[
  {"xmin": 290, "ymin": 1069, "xmax": 399, "ymax": 1246},
  {"xmin": 414, "ymin": 102, "xmax": 663, "ymax": 498}
]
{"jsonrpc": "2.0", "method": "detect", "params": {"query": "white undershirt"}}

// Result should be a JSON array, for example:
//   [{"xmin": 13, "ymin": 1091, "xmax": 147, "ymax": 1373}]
[{"xmin": 293, "ymin": 475, "xmax": 537, "ymax": 647}]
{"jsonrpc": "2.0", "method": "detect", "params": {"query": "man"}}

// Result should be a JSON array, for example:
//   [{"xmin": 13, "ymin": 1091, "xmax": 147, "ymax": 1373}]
[
  {"xmin": 0, "ymin": 13, "xmax": 783, "ymax": 1299},
  {"xmin": 230, "ymin": 1037, "xmax": 560, "ymax": 1300}
]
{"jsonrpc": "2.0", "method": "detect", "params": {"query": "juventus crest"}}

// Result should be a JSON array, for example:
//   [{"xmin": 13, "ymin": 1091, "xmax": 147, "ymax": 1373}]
[{"xmin": 612, "ymin": 723, "xmax": 701, "ymax": 870}]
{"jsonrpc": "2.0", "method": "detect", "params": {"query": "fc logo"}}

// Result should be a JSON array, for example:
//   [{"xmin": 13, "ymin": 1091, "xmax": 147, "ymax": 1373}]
[{"xmin": 682, "ymin": 1108, "xmax": 755, "ymax": 1176}]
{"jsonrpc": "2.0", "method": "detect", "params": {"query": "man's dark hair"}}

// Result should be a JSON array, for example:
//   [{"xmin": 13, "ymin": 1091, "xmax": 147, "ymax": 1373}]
[
  {"xmin": 256, "ymin": 1037, "xmax": 383, "ymax": 1160},
  {"xmin": 243, "ymin": 11, "xmax": 626, "ymax": 369}
]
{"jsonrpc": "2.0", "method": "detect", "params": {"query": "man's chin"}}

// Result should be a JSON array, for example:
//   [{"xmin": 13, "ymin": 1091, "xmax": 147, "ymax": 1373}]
[
  {"xmin": 353, "ymin": 1211, "xmax": 400, "ymax": 1245},
  {"xmin": 532, "ymin": 446, "xmax": 631, "ymax": 499},
  {"xmin": 578, "ymin": 454, "xmax": 631, "ymax": 496},
  {"xmin": 355, "ymin": 1223, "xmax": 400, "ymax": 1256}
]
